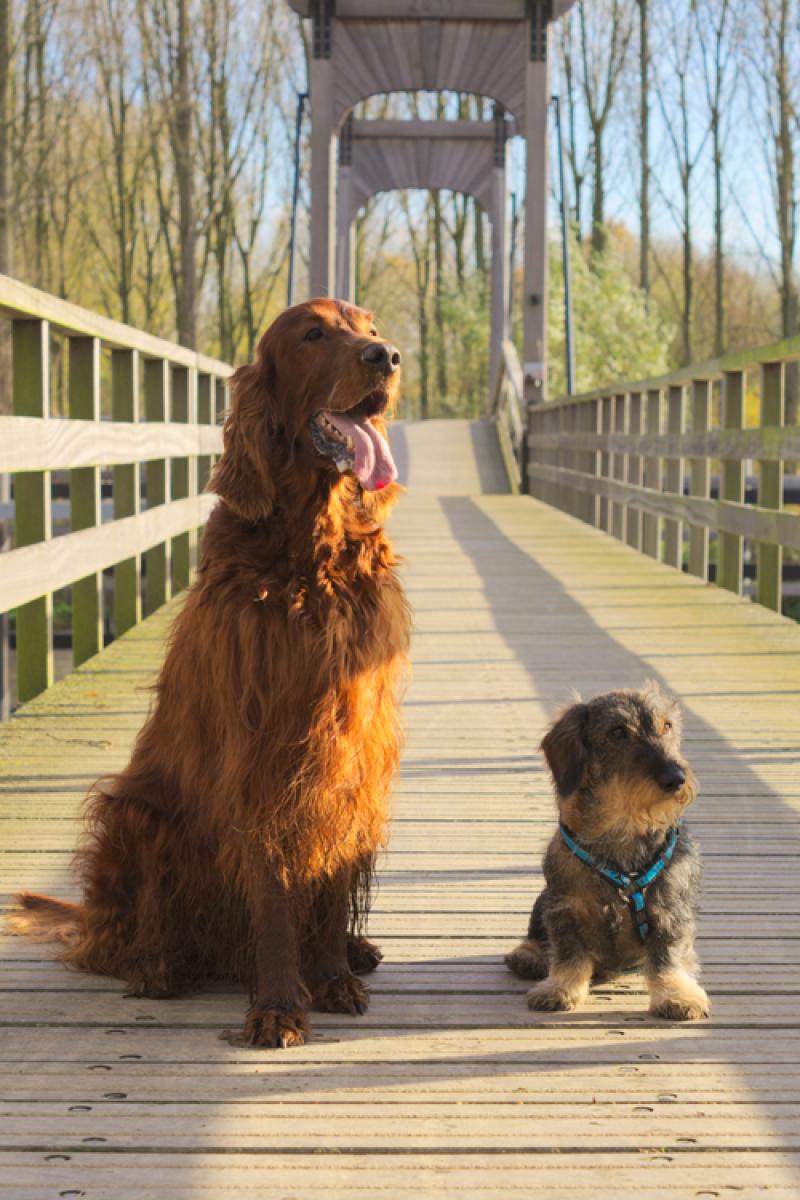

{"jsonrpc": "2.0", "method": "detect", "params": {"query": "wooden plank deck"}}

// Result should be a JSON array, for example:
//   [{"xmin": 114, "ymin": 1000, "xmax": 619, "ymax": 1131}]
[{"xmin": 2, "ymin": 424, "xmax": 800, "ymax": 1197}]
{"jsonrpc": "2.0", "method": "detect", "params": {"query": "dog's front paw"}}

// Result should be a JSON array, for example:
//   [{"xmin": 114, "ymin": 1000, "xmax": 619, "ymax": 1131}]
[
  {"xmin": 505, "ymin": 940, "xmax": 548, "ymax": 980},
  {"xmin": 651, "ymin": 991, "xmax": 710, "ymax": 1022},
  {"xmin": 221, "ymin": 1003, "xmax": 310, "ymax": 1048},
  {"xmin": 347, "ymin": 934, "xmax": 383, "ymax": 975},
  {"xmin": 526, "ymin": 982, "xmax": 579, "ymax": 1012},
  {"xmin": 313, "ymin": 972, "xmax": 369, "ymax": 1016}
]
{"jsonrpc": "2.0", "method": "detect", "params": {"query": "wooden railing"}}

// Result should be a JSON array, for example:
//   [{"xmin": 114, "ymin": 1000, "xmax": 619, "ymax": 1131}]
[
  {"xmin": 0, "ymin": 275, "xmax": 229, "ymax": 710},
  {"xmin": 527, "ymin": 335, "xmax": 800, "ymax": 614},
  {"xmin": 490, "ymin": 338, "xmax": 525, "ymax": 493}
]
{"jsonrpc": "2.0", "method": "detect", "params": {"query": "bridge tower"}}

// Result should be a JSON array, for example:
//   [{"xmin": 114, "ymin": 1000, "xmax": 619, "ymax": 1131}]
[{"xmin": 288, "ymin": 0, "xmax": 576, "ymax": 406}]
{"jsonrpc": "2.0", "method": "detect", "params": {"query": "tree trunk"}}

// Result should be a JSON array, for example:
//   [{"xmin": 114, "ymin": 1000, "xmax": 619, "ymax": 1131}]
[
  {"xmin": 637, "ymin": 0, "xmax": 650, "ymax": 297},
  {"xmin": 590, "ymin": 125, "xmax": 606, "ymax": 257},
  {"xmin": 174, "ymin": 0, "xmax": 196, "ymax": 348},
  {"xmin": 774, "ymin": 0, "xmax": 797, "ymax": 420}
]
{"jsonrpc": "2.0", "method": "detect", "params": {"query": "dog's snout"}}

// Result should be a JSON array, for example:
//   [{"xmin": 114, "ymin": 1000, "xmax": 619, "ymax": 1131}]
[
  {"xmin": 658, "ymin": 763, "xmax": 686, "ymax": 793},
  {"xmin": 362, "ymin": 342, "xmax": 401, "ymax": 374}
]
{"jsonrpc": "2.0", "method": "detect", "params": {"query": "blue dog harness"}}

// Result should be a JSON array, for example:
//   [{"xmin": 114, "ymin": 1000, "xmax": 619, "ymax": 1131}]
[{"xmin": 559, "ymin": 823, "xmax": 681, "ymax": 941}]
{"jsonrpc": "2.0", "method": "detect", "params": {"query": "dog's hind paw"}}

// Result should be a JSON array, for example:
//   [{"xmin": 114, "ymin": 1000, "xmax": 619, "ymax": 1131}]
[
  {"xmin": 505, "ymin": 940, "xmax": 548, "ymax": 980},
  {"xmin": 347, "ymin": 934, "xmax": 383, "ymax": 975},
  {"xmin": 313, "ymin": 972, "xmax": 369, "ymax": 1016},
  {"xmin": 221, "ymin": 1003, "xmax": 310, "ymax": 1049}
]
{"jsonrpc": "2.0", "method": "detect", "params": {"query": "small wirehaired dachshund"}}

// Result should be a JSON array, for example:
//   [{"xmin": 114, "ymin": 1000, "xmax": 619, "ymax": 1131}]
[{"xmin": 505, "ymin": 684, "xmax": 710, "ymax": 1021}]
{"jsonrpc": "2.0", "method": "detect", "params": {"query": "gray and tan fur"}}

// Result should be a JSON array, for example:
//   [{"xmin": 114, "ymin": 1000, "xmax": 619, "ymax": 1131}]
[{"xmin": 506, "ymin": 684, "xmax": 709, "ymax": 1021}]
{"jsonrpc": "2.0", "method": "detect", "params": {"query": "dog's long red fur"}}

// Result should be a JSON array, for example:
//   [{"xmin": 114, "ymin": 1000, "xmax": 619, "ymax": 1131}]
[{"xmin": 11, "ymin": 300, "xmax": 411, "ymax": 1047}]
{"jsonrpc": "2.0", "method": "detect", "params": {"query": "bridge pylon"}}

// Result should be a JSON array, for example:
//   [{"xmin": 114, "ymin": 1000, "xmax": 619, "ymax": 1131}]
[{"xmin": 288, "ymin": 0, "xmax": 577, "ymax": 406}]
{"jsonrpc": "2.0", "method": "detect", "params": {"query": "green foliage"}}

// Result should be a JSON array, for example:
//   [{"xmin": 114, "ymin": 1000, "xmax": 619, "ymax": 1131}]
[
  {"xmin": 435, "ymin": 275, "xmax": 489, "ymax": 418},
  {"xmin": 547, "ymin": 239, "xmax": 675, "ymax": 398}
]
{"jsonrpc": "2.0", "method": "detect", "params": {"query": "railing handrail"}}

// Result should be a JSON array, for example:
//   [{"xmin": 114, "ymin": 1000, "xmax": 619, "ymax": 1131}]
[
  {"xmin": 526, "ymin": 338, "xmax": 799, "ymax": 617},
  {"xmin": 546, "ymin": 329, "xmax": 800, "ymax": 411},
  {"xmin": 0, "ymin": 274, "xmax": 233, "ymax": 378}
]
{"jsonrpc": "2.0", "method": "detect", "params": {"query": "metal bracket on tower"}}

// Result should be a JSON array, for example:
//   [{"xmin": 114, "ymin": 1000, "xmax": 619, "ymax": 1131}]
[
  {"xmin": 312, "ymin": 0, "xmax": 334, "ymax": 59},
  {"xmin": 493, "ymin": 105, "xmax": 509, "ymax": 167},
  {"xmin": 529, "ymin": 0, "xmax": 551, "ymax": 63},
  {"xmin": 338, "ymin": 114, "xmax": 353, "ymax": 166}
]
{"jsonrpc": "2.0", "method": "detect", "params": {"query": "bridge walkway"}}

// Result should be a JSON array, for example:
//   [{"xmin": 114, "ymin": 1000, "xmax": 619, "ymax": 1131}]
[{"xmin": 1, "ymin": 420, "xmax": 799, "ymax": 1197}]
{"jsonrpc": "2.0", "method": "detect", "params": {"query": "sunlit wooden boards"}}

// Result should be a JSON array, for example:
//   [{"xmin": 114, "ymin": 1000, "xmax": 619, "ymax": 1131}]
[{"xmin": 1, "ymin": 456, "xmax": 799, "ymax": 1195}]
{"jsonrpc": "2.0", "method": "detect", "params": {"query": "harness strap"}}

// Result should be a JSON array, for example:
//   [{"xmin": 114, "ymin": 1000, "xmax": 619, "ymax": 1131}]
[{"xmin": 559, "ymin": 823, "xmax": 680, "ymax": 941}]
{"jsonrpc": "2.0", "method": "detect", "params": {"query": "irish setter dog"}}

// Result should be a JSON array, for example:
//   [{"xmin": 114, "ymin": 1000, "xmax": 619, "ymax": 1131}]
[{"xmin": 12, "ymin": 300, "xmax": 411, "ymax": 1048}]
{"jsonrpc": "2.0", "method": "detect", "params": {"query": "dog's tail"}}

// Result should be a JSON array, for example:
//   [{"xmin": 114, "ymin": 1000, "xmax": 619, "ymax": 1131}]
[{"xmin": 7, "ymin": 893, "xmax": 83, "ymax": 946}]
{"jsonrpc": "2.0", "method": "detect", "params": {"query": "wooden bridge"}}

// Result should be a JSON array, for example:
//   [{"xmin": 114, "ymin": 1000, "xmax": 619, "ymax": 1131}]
[{"xmin": 2, "ymin": 278, "xmax": 800, "ymax": 1196}]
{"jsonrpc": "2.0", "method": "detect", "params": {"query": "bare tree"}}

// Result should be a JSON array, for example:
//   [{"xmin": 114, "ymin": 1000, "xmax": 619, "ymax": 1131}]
[
  {"xmin": 636, "ymin": 0, "xmax": 650, "ymax": 296},
  {"xmin": 697, "ymin": 0, "xmax": 739, "ymax": 355},
  {"xmin": 653, "ymin": 5, "xmax": 708, "ymax": 364},
  {"xmin": 400, "ymin": 191, "xmax": 433, "ymax": 419},
  {"xmin": 137, "ymin": 0, "xmax": 197, "ymax": 347},
  {"xmin": 576, "ymin": 0, "xmax": 634, "ymax": 256}
]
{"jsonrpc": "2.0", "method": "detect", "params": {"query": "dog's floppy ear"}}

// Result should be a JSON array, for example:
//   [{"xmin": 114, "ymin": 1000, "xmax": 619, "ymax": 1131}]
[
  {"xmin": 541, "ymin": 703, "xmax": 589, "ymax": 799},
  {"xmin": 209, "ymin": 362, "xmax": 277, "ymax": 522}
]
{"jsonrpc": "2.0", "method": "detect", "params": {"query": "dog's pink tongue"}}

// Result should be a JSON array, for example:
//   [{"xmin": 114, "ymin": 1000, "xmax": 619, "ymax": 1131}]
[{"xmin": 327, "ymin": 413, "xmax": 397, "ymax": 491}]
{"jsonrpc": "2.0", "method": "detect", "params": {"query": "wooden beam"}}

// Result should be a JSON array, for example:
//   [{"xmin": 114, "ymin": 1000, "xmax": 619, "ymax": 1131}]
[
  {"xmin": 143, "ymin": 359, "xmax": 170, "ymax": 615},
  {"xmin": 170, "ymin": 366, "xmax": 193, "ymax": 593},
  {"xmin": 351, "ymin": 120, "xmax": 495, "ymax": 142},
  {"xmin": 717, "ymin": 370, "xmax": 745, "ymax": 594},
  {"xmin": 687, "ymin": 379, "xmax": 711, "ymax": 581},
  {"xmin": 626, "ymin": 392, "xmax": 643, "ymax": 551},
  {"xmin": 526, "ymin": 463, "xmax": 800, "ymax": 552},
  {"xmin": 0, "ymin": 273, "xmax": 232, "ymax": 377},
  {"xmin": 68, "ymin": 336, "xmax": 103, "ymax": 667},
  {"xmin": 0, "ymin": 415, "xmax": 220, "ymax": 471},
  {"xmin": 12, "ymin": 319, "xmax": 52, "ymax": 702},
  {"xmin": 757, "ymin": 362, "xmax": 784, "ymax": 612},
  {"xmin": 1, "ymin": 496, "xmax": 217, "ymax": 615},
  {"xmin": 291, "ymin": 1, "xmax": 527, "ymax": 16},
  {"xmin": 111, "ymin": 349, "xmax": 141, "ymax": 637},
  {"xmin": 525, "ymin": 424, "xmax": 800, "ymax": 461},
  {"xmin": 663, "ymin": 384, "xmax": 685, "ymax": 569},
  {"xmin": 642, "ymin": 388, "xmax": 662, "ymax": 560}
]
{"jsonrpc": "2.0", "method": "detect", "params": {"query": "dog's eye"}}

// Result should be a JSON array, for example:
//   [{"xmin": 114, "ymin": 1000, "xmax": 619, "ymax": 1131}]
[
  {"xmin": 663, "ymin": 720, "xmax": 673, "ymax": 732},
  {"xmin": 609, "ymin": 726, "xmax": 627, "ymax": 740},
  {"xmin": 369, "ymin": 328, "xmax": 377, "ymax": 337},
  {"xmin": 304, "ymin": 327, "xmax": 323, "ymax": 342}
]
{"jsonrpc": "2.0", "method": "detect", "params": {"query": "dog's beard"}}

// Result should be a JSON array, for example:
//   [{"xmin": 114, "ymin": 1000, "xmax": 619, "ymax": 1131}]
[{"xmin": 574, "ymin": 771, "xmax": 695, "ymax": 842}]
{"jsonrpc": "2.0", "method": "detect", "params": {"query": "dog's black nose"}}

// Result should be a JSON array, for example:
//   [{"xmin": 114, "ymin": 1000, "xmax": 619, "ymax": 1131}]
[
  {"xmin": 659, "ymin": 764, "xmax": 686, "ymax": 793},
  {"xmin": 362, "ymin": 342, "xmax": 401, "ymax": 374}
]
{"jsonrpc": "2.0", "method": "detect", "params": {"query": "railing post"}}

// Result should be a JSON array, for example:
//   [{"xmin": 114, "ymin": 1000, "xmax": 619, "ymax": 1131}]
[
  {"xmin": 642, "ymin": 387, "xmax": 662, "ymax": 560},
  {"xmin": 590, "ymin": 398, "xmax": 601, "ymax": 527},
  {"xmin": 69, "ymin": 337, "xmax": 103, "ymax": 666},
  {"xmin": 577, "ymin": 398, "xmax": 596, "ymax": 526},
  {"xmin": 757, "ymin": 361, "xmax": 784, "ymax": 611},
  {"xmin": 663, "ymin": 384, "xmax": 685, "ymax": 569},
  {"xmin": 626, "ymin": 391, "xmax": 643, "ymax": 551},
  {"xmin": 112, "ymin": 349, "xmax": 141, "ymax": 635},
  {"xmin": 599, "ymin": 395, "xmax": 612, "ymax": 533},
  {"xmin": 612, "ymin": 392, "xmax": 626, "ymax": 542},
  {"xmin": 688, "ymin": 378, "xmax": 710, "ymax": 580},
  {"xmin": 718, "ymin": 369, "xmax": 745, "ymax": 594},
  {"xmin": 197, "ymin": 373, "xmax": 212, "ymax": 494},
  {"xmin": 144, "ymin": 358, "xmax": 171, "ymax": 615},
  {"xmin": 171, "ymin": 365, "xmax": 194, "ymax": 592},
  {"xmin": 197, "ymin": 372, "xmax": 212, "ymax": 558},
  {"xmin": 13, "ymin": 319, "xmax": 53, "ymax": 702},
  {"xmin": 216, "ymin": 377, "xmax": 227, "ymax": 427}
]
